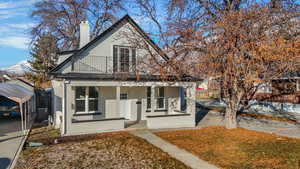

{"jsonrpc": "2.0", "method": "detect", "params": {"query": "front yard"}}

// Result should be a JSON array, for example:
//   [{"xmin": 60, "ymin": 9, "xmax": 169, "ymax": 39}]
[
  {"xmin": 155, "ymin": 126, "xmax": 300, "ymax": 169},
  {"xmin": 15, "ymin": 126, "xmax": 189, "ymax": 169}
]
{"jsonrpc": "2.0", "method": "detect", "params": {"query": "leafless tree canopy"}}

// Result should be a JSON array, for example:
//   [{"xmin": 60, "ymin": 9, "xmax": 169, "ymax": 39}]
[
  {"xmin": 131, "ymin": 0, "xmax": 300, "ymax": 128},
  {"xmin": 31, "ymin": 0, "xmax": 125, "ymax": 50}
]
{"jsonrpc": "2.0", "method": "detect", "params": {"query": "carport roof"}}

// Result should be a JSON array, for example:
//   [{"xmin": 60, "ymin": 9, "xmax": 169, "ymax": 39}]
[{"xmin": 0, "ymin": 83, "xmax": 34, "ymax": 103}]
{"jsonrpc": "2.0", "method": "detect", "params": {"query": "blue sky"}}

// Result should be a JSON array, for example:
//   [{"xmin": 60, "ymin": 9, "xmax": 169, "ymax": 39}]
[
  {"xmin": 0, "ymin": 0, "xmax": 37, "ymax": 68},
  {"xmin": 0, "ymin": 0, "xmax": 166, "ymax": 69}
]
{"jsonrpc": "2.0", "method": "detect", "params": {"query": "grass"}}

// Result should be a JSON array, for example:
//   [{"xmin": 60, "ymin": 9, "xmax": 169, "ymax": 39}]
[
  {"xmin": 26, "ymin": 126, "xmax": 60, "ymax": 142},
  {"xmin": 15, "ymin": 126, "xmax": 190, "ymax": 169},
  {"xmin": 155, "ymin": 126, "xmax": 300, "ymax": 169}
]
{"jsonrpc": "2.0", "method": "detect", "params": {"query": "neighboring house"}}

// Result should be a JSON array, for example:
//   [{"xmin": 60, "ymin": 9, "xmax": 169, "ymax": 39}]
[
  {"xmin": 49, "ymin": 15, "xmax": 198, "ymax": 136},
  {"xmin": 255, "ymin": 79, "xmax": 300, "ymax": 104}
]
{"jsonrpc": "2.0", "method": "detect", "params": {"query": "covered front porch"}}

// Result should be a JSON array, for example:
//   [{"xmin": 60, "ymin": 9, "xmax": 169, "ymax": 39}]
[{"xmin": 62, "ymin": 80, "xmax": 196, "ymax": 135}]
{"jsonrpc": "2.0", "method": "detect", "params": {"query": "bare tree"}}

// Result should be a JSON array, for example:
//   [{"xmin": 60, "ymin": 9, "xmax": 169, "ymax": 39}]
[
  {"xmin": 130, "ymin": 0, "xmax": 300, "ymax": 128},
  {"xmin": 31, "ymin": 0, "xmax": 125, "ymax": 50}
]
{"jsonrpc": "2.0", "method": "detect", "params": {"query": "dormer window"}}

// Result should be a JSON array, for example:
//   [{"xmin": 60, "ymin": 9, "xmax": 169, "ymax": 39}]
[{"xmin": 113, "ymin": 45, "xmax": 136, "ymax": 72}]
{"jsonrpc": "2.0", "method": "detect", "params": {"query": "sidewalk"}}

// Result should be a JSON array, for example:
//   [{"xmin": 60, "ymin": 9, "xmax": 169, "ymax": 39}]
[
  {"xmin": 0, "ymin": 131, "xmax": 26, "ymax": 169},
  {"xmin": 130, "ymin": 130, "xmax": 218, "ymax": 169}
]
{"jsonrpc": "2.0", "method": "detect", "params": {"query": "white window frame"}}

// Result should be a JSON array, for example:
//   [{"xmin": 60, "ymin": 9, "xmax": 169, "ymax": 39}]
[
  {"xmin": 296, "ymin": 79, "xmax": 300, "ymax": 91},
  {"xmin": 113, "ymin": 45, "xmax": 136, "ymax": 73},
  {"xmin": 146, "ymin": 87, "xmax": 151, "ymax": 110},
  {"xmin": 156, "ymin": 87, "xmax": 165, "ymax": 110},
  {"xmin": 75, "ymin": 87, "xmax": 99, "ymax": 114},
  {"xmin": 120, "ymin": 93, "xmax": 128, "ymax": 100}
]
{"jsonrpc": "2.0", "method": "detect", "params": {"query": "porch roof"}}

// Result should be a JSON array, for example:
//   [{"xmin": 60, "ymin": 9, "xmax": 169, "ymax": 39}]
[{"xmin": 50, "ymin": 72, "xmax": 200, "ymax": 82}]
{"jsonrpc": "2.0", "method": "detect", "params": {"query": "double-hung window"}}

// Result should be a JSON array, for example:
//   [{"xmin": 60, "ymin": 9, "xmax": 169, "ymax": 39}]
[
  {"xmin": 75, "ymin": 87, "xmax": 99, "ymax": 113},
  {"xmin": 147, "ymin": 87, "xmax": 151, "ymax": 109},
  {"xmin": 113, "ymin": 45, "xmax": 136, "ymax": 72},
  {"xmin": 156, "ymin": 87, "xmax": 165, "ymax": 109},
  {"xmin": 146, "ymin": 87, "xmax": 165, "ymax": 110}
]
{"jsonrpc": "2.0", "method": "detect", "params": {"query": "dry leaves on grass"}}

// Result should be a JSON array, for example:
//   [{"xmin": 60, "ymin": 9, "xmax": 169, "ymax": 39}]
[
  {"xmin": 16, "ymin": 130, "xmax": 190, "ymax": 169},
  {"xmin": 155, "ymin": 126, "xmax": 300, "ymax": 169}
]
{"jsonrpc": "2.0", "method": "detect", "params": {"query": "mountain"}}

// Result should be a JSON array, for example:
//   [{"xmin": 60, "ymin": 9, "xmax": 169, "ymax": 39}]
[{"xmin": 4, "ymin": 60, "xmax": 32, "ymax": 75}]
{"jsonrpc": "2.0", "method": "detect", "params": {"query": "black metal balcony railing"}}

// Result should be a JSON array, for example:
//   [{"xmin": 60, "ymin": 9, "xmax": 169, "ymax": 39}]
[
  {"xmin": 72, "ymin": 55, "xmax": 136, "ymax": 73},
  {"xmin": 73, "ymin": 56, "xmax": 112, "ymax": 73}
]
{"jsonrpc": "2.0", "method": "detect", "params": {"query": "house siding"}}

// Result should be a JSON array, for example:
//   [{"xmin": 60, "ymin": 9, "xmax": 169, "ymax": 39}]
[{"xmin": 59, "ymin": 22, "xmax": 158, "ymax": 74}]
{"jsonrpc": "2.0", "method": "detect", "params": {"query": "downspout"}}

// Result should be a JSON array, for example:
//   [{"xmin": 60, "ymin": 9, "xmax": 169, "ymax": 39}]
[{"xmin": 63, "ymin": 79, "xmax": 67, "ymax": 135}]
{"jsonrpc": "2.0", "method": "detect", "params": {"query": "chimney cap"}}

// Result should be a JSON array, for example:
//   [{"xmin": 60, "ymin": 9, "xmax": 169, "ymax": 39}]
[{"xmin": 80, "ymin": 20, "xmax": 89, "ymax": 24}]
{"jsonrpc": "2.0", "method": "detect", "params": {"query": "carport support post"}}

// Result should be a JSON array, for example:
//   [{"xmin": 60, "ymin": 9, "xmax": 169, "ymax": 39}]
[
  {"xmin": 20, "ymin": 102, "xmax": 24, "ymax": 134},
  {"xmin": 24, "ymin": 102, "xmax": 27, "ymax": 131}
]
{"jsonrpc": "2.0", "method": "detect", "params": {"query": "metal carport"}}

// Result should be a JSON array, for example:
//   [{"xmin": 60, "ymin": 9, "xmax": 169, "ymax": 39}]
[{"xmin": 0, "ymin": 83, "xmax": 34, "ymax": 133}]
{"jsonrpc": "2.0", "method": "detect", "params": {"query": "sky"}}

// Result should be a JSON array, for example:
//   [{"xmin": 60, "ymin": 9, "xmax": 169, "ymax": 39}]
[
  {"xmin": 0, "ymin": 0, "xmax": 166, "ymax": 69},
  {"xmin": 0, "ymin": 0, "xmax": 37, "ymax": 68}
]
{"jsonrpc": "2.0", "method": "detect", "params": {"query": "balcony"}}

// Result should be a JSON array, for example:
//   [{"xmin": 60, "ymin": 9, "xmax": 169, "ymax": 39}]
[
  {"xmin": 73, "ymin": 56, "xmax": 112, "ymax": 73},
  {"xmin": 72, "ymin": 55, "xmax": 136, "ymax": 73}
]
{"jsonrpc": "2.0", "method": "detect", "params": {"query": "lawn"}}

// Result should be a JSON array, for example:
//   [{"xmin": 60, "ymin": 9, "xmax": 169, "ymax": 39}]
[
  {"xmin": 15, "ymin": 126, "xmax": 190, "ymax": 169},
  {"xmin": 155, "ymin": 126, "xmax": 300, "ymax": 169}
]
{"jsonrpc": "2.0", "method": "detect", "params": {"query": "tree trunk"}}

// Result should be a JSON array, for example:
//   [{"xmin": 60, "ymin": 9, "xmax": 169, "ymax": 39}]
[{"xmin": 225, "ymin": 100, "xmax": 239, "ymax": 129}]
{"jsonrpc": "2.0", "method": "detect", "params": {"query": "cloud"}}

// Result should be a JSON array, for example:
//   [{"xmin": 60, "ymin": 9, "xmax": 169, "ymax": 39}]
[
  {"xmin": 0, "ymin": 0, "xmax": 38, "ymax": 19},
  {"xmin": 7, "ymin": 23, "xmax": 35, "ymax": 29},
  {"xmin": 0, "ymin": 0, "xmax": 37, "ymax": 9},
  {"xmin": 0, "ymin": 36, "xmax": 30, "ymax": 49},
  {"xmin": 0, "ymin": 2, "xmax": 10, "ymax": 9}
]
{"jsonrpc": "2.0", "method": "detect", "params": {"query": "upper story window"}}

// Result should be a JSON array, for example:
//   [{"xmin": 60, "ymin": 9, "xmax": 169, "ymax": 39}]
[{"xmin": 113, "ymin": 45, "xmax": 136, "ymax": 73}]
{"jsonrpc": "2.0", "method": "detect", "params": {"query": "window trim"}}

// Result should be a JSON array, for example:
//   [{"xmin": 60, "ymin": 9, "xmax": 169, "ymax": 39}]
[
  {"xmin": 297, "ymin": 79, "xmax": 300, "ymax": 91},
  {"xmin": 156, "ymin": 87, "xmax": 165, "ymax": 110},
  {"xmin": 146, "ymin": 87, "xmax": 166, "ymax": 111},
  {"xmin": 120, "ymin": 93, "xmax": 128, "ymax": 100},
  {"xmin": 113, "ymin": 45, "xmax": 137, "ymax": 73},
  {"xmin": 146, "ymin": 87, "xmax": 151, "ymax": 110},
  {"xmin": 75, "ymin": 86, "xmax": 99, "ymax": 114}
]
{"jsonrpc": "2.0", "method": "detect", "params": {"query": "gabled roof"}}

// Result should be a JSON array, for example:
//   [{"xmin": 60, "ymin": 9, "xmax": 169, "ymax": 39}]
[{"xmin": 50, "ymin": 14, "xmax": 169, "ymax": 74}]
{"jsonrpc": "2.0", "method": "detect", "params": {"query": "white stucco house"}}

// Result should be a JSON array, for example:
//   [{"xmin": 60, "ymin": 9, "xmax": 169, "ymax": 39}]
[{"xmin": 50, "ymin": 15, "xmax": 198, "ymax": 136}]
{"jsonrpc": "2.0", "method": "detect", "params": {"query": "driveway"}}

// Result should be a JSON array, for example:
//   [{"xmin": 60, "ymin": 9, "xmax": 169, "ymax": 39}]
[{"xmin": 0, "ymin": 117, "xmax": 24, "ymax": 169}]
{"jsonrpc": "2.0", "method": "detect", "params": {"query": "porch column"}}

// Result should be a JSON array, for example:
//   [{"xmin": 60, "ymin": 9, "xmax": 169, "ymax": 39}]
[
  {"xmin": 151, "ymin": 86, "xmax": 155, "ymax": 113},
  {"xmin": 116, "ymin": 86, "xmax": 120, "ymax": 117},
  {"xmin": 186, "ymin": 85, "xmax": 196, "ymax": 118}
]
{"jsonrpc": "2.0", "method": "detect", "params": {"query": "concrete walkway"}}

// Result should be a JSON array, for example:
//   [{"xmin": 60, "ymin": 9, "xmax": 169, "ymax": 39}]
[
  {"xmin": 130, "ymin": 130, "xmax": 218, "ymax": 169},
  {"xmin": 0, "ymin": 131, "xmax": 25, "ymax": 169}
]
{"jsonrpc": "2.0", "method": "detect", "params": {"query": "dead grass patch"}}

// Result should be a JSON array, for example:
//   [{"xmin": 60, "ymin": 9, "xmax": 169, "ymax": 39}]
[
  {"xmin": 240, "ymin": 112, "xmax": 297, "ymax": 123},
  {"xmin": 16, "ymin": 126, "xmax": 189, "ymax": 169},
  {"xmin": 155, "ymin": 126, "xmax": 300, "ymax": 169},
  {"xmin": 27, "ymin": 126, "xmax": 60, "ymax": 142}
]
